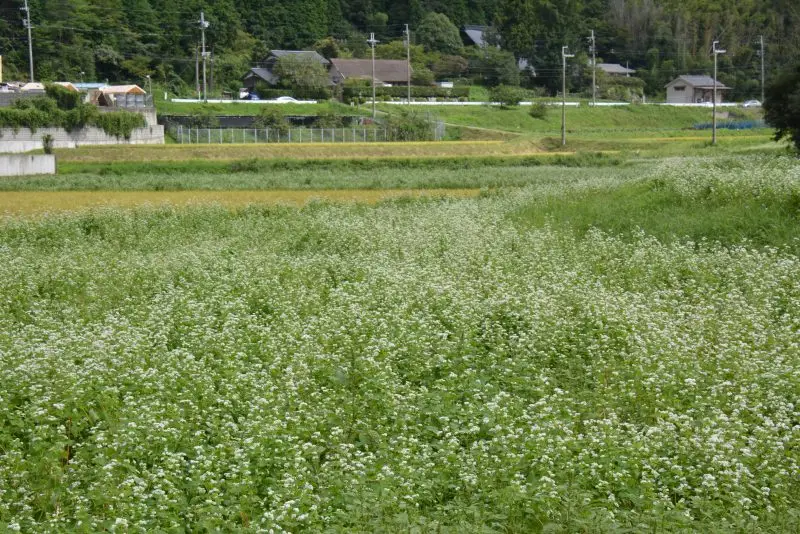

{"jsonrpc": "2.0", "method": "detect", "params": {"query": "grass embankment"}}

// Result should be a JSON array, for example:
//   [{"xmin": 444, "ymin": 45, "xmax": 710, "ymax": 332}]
[{"xmin": 396, "ymin": 103, "xmax": 764, "ymax": 135}]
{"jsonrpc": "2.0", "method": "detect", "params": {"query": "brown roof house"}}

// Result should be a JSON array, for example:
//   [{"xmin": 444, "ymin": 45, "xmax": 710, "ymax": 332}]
[
  {"xmin": 330, "ymin": 59, "xmax": 410, "ymax": 86},
  {"xmin": 243, "ymin": 50, "xmax": 331, "ymax": 90},
  {"xmin": 665, "ymin": 75, "xmax": 729, "ymax": 104}
]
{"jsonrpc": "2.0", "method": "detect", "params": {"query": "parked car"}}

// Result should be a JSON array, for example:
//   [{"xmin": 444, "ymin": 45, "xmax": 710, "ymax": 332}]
[
  {"xmin": 742, "ymin": 99, "xmax": 761, "ymax": 108},
  {"xmin": 272, "ymin": 96, "xmax": 299, "ymax": 103}
]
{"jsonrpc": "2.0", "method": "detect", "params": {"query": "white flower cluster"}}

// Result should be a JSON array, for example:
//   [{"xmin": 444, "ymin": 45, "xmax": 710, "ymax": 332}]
[{"xmin": 0, "ymin": 158, "xmax": 798, "ymax": 531}]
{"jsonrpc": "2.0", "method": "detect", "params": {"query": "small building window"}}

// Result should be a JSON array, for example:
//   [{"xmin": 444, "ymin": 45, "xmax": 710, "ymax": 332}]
[{"xmin": 674, "ymin": 85, "xmax": 686, "ymax": 91}]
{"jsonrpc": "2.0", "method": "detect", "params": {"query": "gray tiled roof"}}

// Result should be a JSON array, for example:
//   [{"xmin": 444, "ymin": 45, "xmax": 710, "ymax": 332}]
[
  {"xmin": 597, "ymin": 63, "xmax": 636, "ymax": 75},
  {"xmin": 268, "ymin": 50, "xmax": 330, "ymax": 65},
  {"xmin": 243, "ymin": 68, "xmax": 277, "ymax": 85},
  {"xmin": 463, "ymin": 25, "xmax": 487, "ymax": 47},
  {"xmin": 666, "ymin": 75, "xmax": 729, "ymax": 89}
]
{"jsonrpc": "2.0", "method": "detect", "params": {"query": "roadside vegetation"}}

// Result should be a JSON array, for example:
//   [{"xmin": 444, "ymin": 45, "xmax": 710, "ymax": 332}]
[{"xmin": 0, "ymin": 85, "xmax": 145, "ymax": 139}]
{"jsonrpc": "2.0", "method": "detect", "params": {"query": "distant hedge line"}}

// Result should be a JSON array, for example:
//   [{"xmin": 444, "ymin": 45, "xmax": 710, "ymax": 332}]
[{"xmin": 342, "ymin": 86, "xmax": 470, "ymax": 101}]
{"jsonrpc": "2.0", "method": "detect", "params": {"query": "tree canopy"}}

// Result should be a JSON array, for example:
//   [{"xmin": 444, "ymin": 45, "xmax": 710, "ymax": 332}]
[
  {"xmin": 763, "ymin": 62, "xmax": 800, "ymax": 152},
  {"xmin": 0, "ymin": 0, "xmax": 796, "ymax": 98}
]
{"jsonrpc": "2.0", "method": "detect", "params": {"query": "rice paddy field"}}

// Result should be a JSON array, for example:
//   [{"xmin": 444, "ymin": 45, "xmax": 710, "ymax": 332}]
[{"xmin": 1, "ymin": 153, "xmax": 799, "ymax": 532}]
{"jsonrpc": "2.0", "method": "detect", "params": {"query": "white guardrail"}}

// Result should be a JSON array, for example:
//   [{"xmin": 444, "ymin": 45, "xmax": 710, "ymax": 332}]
[
  {"xmin": 171, "ymin": 98, "xmax": 748, "ymax": 108},
  {"xmin": 171, "ymin": 98, "xmax": 319, "ymax": 104}
]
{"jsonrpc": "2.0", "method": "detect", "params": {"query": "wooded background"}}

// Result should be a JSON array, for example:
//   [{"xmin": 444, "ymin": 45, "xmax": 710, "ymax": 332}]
[{"xmin": 0, "ymin": 0, "xmax": 797, "ymax": 99}]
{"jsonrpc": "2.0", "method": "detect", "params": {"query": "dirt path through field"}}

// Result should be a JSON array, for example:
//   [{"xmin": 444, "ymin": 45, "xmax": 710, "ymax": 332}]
[{"xmin": 0, "ymin": 189, "xmax": 481, "ymax": 216}]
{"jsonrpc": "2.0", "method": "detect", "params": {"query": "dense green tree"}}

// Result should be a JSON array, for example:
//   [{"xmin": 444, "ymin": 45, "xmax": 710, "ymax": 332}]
[
  {"xmin": 416, "ymin": 12, "xmax": 462, "ymax": 54},
  {"xmin": 763, "ymin": 62, "xmax": 800, "ymax": 152},
  {"xmin": 274, "ymin": 54, "xmax": 330, "ymax": 91}
]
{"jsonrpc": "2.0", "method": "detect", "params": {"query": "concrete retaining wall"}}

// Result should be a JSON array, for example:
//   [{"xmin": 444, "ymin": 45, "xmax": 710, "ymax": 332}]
[
  {"xmin": 0, "ymin": 154, "xmax": 56, "ymax": 176},
  {"xmin": 0, "ymin": 125, "xmax": 164, "ymax": 153}
]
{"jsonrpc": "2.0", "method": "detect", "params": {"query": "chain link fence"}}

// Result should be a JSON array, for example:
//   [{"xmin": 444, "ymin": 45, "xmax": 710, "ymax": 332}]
[{"xmin": 172, "ymin": 124, "xmax": 445, "ymax": 144}]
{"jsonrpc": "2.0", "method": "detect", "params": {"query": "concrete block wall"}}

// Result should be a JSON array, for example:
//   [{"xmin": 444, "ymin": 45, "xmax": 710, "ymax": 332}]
[
  {"xmin": 0, "ymin": 125, "xmax": 164, "ymax": 153},
  {"xmin": 0, "ymin": 154, "xmax": 56, "ymax": 176}
]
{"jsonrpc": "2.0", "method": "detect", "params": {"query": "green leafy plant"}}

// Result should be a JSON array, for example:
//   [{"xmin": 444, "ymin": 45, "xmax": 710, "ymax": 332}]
[
  {"xmin": 252, "ymin": 107, "xmax": 289, "ymax": 134},
  {"xmin": 490, "ymin": 85, "xmax": 526, "ymax": 108},
  {"xmin": 314, "ymin": 110, "xmax": 344, "ymax": 129},
  {"xmin": 384, "ymin": 109, "xmax": 435, "ymax": 141},
  {"xmin": 528, "ymin": 102, "xmax": 548, "ymax": 120},
  {"xmin": 41, "ymin": 134, "xmax": 54, "ymax": 154}
]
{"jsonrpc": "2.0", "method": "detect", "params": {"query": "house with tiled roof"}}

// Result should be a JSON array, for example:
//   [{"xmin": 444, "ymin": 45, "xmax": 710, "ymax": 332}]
[
  {"xmin": 243, "ymin": 50, "xmax": 330, "ymax": 90},
  {"xmin": 665, "ymin": 75, "xmax": 730, "ymax": 104},
  {"xmin": 329, "ymin": 59, "xmax": 410, "ymax": 86}
]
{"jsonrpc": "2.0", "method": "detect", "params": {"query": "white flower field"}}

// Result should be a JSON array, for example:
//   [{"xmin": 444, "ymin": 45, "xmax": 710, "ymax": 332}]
[{"xmin": 0, "ymin": 157, "xmax": 799, "ymax": 532}]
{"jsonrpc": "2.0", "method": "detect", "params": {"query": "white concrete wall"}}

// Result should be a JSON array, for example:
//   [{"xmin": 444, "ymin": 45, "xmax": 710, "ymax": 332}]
[
  {"xmin": 0, "ymin": 154, "xmax": 56, "ymax": 176},
  {"xmin": 0, "ymin": 126, "xmax": 164, "ymax": 153}
]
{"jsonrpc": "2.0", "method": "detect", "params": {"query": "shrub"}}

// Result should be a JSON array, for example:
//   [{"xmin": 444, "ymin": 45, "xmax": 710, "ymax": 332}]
[
  {"xmin": 384, "ymin": 109, "xmax": 435, "ymax": 141},
  {"xmin": 41, "ymin": 134, "xmax": 54, "ymax": 154},
  {"xmin": 529, "ymin": 102, "xmax": 548, "ymax": 120},
  {"xmin": 253, "ymin": 107, "xmax": 289, "ymax": 134},
  {"xmin": 45, "ymin": 84, "xmax": 83, "ymax": 110},
  {"xmin": 411, "ymin": 66, "xmax": 435, "ymax": 86},
  {"xmin": 490, "ymin": 85, "xmax": 526, "ymax": 108},
  {"xmin": 314, "ymin": 111, "xmax": 344, "ymax": 129},
  {"xmin": 186, "ymin": 107, "xmax": 221, "ymax": 128}
]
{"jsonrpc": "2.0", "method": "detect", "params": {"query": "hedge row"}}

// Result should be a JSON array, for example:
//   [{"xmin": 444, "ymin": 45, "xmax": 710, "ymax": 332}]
[
  {"xmin": 342, "ymin": 86, "xmax": 470, "ymax": 101},
  {"xmin": 0, "ymin": 94, "xmax": 146, "ymax": 139}
]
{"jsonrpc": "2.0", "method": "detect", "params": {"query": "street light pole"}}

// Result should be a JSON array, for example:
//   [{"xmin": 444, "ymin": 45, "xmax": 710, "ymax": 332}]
[
  {"xmin": 562, "ymin": 45, "xmax": 574, "ymax": 147},
  {"xmin": 368, "ymin": 32, "xmax": 379, "ymax": 119},
  {"xmin": 712, "ymin": 40, "xmax": 726, "ymax": 146}
]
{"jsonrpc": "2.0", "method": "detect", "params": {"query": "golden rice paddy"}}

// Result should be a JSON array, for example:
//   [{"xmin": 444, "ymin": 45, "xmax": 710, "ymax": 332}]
[
  {"xmin": 56, "ymin": 140, "xmax": 547, "ymax": 163},
  {"xmin": 0, "ymin": 188, "xmax": 481, "ymax": 216}
]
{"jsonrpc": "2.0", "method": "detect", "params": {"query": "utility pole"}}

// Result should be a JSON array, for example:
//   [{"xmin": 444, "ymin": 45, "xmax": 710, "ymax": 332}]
[
  {"xmin": 712, "ymin": 40, "xmax": 725, "ymax": 146},
  {"xmin": 368, "ymin": 32, "xmax": 379, "ymax": 119},
  {"xmin": 561, "ymin": 45, "xmax": 574, "ymax": 147},
  {"xmin": 21, "ymin": 0, "xmax": 34, "ymax": 82},
  {"xmin": 199, "ymin": 11, "xmax": 210, "ymax": 102},
  {"xmin": 195, "ymin": 46, "xmax": 200, "ymax": 99},
  {"xmin": 759, "ymin": 35, "xmax": 765, "ymax": 103},
  {"xmin": 405, "ymin": 24, "xmax": 411, "ymax": 105},
  {"xmin": 589, "ymin": 30, "xmax": 596, "ymax": 106},
  {"xmin": 210, "ymin": 49, "xmax": 214, "ymax": 97}
]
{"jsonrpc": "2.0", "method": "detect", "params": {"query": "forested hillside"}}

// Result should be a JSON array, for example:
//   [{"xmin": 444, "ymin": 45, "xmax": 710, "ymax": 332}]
[{"xmin": 0, "ymin": 0, "xmax": 797, "ymax": 99}]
